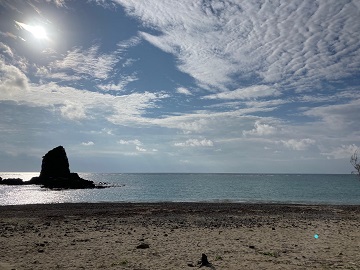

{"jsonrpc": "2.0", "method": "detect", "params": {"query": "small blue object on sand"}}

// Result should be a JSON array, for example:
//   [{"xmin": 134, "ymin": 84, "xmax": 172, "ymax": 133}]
[{"xmin": 314, "ymin": 234, "xmax": 319, "ymax": 239}]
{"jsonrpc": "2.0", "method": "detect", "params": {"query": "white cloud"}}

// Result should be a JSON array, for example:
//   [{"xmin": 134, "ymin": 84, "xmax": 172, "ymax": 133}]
[
  {"xmin": 0, "ymin": 59, "xmax": 29, "ymax": 94},
  {"xmin": 108, "ymin": 92, "xmax": 169, "ymax": 125},
  {"xmin": 117, "ymin": 139, "xmax": 142, "ymax": 146},
  {"xmin": 281, "ymin": 139, "xmax": 316, "ymax": 151},
  {"xmin": 97, "ymin": 75, "xmax": 138, "ymax": 91},
  {"xmin": 0, "ymin": 31, "xmax": 17, "ymax": 40},
  {"xmin": 147, "ymin": 106, "xmax": 279, "ymax": 136},
  {"xmin": 60, "ymin": 102, "xmax": 86, "ymax": 120},
  {"xmin": 40, "ymin": 36, "xmax": 140, "ymax": 84},
  {"xmin": 35, "ymin": 66, "xmax": 49, "ymax": 77},
  {"xmin": 204, "ymin": 85, "xmax": 281, "ymax": 100},
  {"xmin": 174, "ymin": 138, "xmax": 214, "ymax": 147},
  {"xmin": 0, "ymin": 60, "xmax": 167, "ymax": 122},
  {"xmin": 46, "ymin": 0, "xmax": 67, "ymax": 7},
  {"xmin": 321, "ymin": 144, "xmax": 359, "ymax": 159},
  {"xmin": 115, "ymin": 0, "xmax": 360, "ymax": 94},
  {"xmin": 51, "ymin": 45, "xmax": 119, "ymax": 80},
  {"xmin": 303, "ymin": 99, "xmax": 360, "ymax": 131},
  {"xmin": 116, "ymin": 36, "xmax": 142, "ymax": 52},
  {"xmin": 117, "ymin": 139, "xmax": 157, "ymax": 153},
  {"xmin": 176, "ymin": 87, "xmax": 192, "ymax": 95},
  {"xmin": 0, "ymin": 42, "xmax": 14, "ymax": 58},
  {"xmin": 82, "ymin": 141, "xmax": 94, "ymax": 146},
  {"xmin": 244, "ymin": 99, "xmax": 289, "ymax": 109},
  {"xmin": 101, "ymin": 128, "xmax": 113, "ymax": 135},
  {"xmin": 243, "ymin": 120, "xmax": 276, "ymax": 136},
  {"xmin": 136, "ymin": 145, "xmax": 146, "ymax": 152},
  {"xmin": 34, "ymin": 66, "xmax": 83, "ymax": 81}
]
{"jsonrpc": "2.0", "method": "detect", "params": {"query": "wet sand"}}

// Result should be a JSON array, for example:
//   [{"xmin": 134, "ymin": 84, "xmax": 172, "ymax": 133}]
[{"xmin": 1, "ymin": 203, "xmax": 359, "ymax": 269}]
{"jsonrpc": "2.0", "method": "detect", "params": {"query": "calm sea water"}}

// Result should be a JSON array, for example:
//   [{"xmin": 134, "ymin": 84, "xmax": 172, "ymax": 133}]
[{"xmin": 0, "ymin": 173, "xmax": 359, "ymax": 205}]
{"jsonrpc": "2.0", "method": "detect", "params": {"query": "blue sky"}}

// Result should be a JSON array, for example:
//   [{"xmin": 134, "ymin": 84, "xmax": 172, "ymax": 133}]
[{"xmin": 0, "ymin": 0, "xmax": 359, "ymax": 173}]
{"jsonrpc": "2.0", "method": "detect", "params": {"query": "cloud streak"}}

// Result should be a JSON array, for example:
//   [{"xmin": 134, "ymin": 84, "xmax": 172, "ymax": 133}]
[
  {"xmin": 0, "ymin": 58, "xmax": 167, "ymax": 122},
  {"xmin": 115, "ymin": 0, "xmax": 360, "ymax": 95},
  {"xmin": 174, "ymin": 138, "xmax": 214, "ymax": 147},
  {"xmin": 281, "ymin": 139, "xmax": 316, "ymax": 151},
  {"xmin": 50, "ymin": 45, "xmax": 119, "ymax": 80},
  {"xmin": 204, "ymin": 85, "xmax": 281, "ymax": 100}
]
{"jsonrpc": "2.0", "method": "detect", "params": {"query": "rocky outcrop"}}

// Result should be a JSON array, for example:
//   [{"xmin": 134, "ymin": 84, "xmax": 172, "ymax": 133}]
[
  {"xmin": 28, "ymin": 146, "xmax": 96, "ymax": 189},
  {"xmin": 29, "ymin": 172, "xmax": 96, "ymax": 189},
  {"xmin": 40, "ymin": 146, "xmax": 71, "ymax": 178},
  {"xmin": 0, "ymin": 178, "xmax": 24, "ymax": 185},
  {"xmin": 0, "ymin": 146, "xmax": 103, "ymax": 189}
]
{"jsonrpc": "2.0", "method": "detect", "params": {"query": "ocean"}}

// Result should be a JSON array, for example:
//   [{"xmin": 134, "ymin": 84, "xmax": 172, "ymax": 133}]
[{"xmin": 0, "ymin": 173, "xmax": 359, "ymax": 205}]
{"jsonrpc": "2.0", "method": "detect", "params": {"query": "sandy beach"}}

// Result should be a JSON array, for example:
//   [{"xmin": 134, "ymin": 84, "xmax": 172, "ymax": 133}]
[{"xmin": 0, "ymin": 203, "xmax": 359, "ymax": 270}]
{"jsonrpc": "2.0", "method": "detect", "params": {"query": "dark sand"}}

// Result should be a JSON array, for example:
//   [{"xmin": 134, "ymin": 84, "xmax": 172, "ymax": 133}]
[{"xmin": 1, "ymin": 203, "xmax": 359, "ymax": 269}]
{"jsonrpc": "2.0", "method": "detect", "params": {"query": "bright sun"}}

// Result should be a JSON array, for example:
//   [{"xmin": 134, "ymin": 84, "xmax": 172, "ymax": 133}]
[{"xmin": 30, "ymin": 25, "xmax": 47, "ymax": 39}]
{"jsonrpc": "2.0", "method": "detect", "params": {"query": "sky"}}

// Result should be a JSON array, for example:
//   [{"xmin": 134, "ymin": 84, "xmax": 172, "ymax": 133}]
[{"xmin": 0, "ymin": 0, "xmax": 359, "ymax": 173}]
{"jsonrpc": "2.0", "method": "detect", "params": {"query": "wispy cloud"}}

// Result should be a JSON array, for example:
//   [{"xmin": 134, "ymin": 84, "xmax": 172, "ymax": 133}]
[
  {"xmin": 174, "ymin": 138, "xmax": 214, "ymax": 147},
  {"xmin": 108, "ymin": 92, "xmax": 169, "ymax": 125},
  {"xmin": 60, "ymin": 101, "xmax": 87, "ymax": 120},
  {"xmin": 0, "ymin": 59, "xmax": 167, "ymax": 122},
  {"xmin": 116, "ymin": 36, "xmax": 142, "ymax": 53},
  {"xmin": 97, "ymin": 75, "xmax": 138, "ymax": 91},
  {"xmin": 150, "ymin": 106, "xmax": 280, "ymax": 135},
  {"xmin": 303, "ymin": 99, "xmax": 360, "ymax": 130},
  {"xmin": 0, "ymin": 31, "xmax": 17, "ymax": 40},
  {"xmin": 82, "ymin": 141, "xmax": 94, "ymax": 146},
  {"xmin": 46, "ymin": 0, "xmax": 67, "ymax": 7},
  {"xmin": 204, "ymin": 85, "xmax": 281, "ymax": 100},
  {"xmin": 117, "ymin": 139, "xmax": 157, "ymax": 153},
  {"xmin": 321, "ymin": 144, "xmax": 359, "ymax": 159},
  {"xmin": 176, "ymin": 87, "xmax": 192, "ymax": 95},
  {"xmin": 0, "ymin": 59, "xmax": 29, "ymax": 95},
  {"xmin": 51, "ymin": 45, "xmax": 119, "ymax": 80},
  {"xmin": 243, "ymin": 120, "xmax": 276, "ymax": 136},
  {"xmin": 117, "ymin": 139, "xmax": 142, "ymax": 146},
  {"xmin": 281, "ymin": 139, "xmax": 316, "ymax": 151},
  {"xmin": 0, "ymin": 42, "xmax": 14, "ymax": 57},
  {"xmin": 115, "ymin": 0, "xmax": 360, "ymax": 94}
]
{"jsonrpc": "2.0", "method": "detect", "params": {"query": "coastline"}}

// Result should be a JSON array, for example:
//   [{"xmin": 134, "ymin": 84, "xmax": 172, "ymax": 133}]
[
  {"xmin": 1, "ymin": 202, "xmax": 360, "ymax": 218},
  {"xmin": 1, "ymin": 203, "xmax": 359, "ymax": 269}
]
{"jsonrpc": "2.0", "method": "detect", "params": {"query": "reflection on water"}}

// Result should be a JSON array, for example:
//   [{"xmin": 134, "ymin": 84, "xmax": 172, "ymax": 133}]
[
  {"xmin": 0, "ymin": 172, "xmax": 84, "ymax": 205},
  {"xmin": 0, "ymin": 185, "xmax": 73, "ymax": 205}
]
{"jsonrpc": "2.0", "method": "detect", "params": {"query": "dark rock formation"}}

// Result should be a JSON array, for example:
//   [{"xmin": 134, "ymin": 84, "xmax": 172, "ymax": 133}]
[
  {"xmin": 40, "ymin": 146, "xmax": 71, "ymax": 178},
  {"xmin": 28, "ymin": 146, "xmax": 96, "ymax": 189},
  {"xmin": 0, "ymin": 178, "xmax": 24, "ymax": 185},
  {"xmin": 29, "ymin": 173, "xmax": 96, "ymax": 189},
  {"xmin": 0, "ymin": 146, "xmax": 108, "ymax": 189}
]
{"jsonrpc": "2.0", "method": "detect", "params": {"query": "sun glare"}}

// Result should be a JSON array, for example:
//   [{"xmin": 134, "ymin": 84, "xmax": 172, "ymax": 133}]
[
  {"xmin": 31, "ymin": 25, "xmax": 47, "ymax": 39},
  {"xmin": 15, "ymin": 21, "xmax": 49, "ymax": 40}
]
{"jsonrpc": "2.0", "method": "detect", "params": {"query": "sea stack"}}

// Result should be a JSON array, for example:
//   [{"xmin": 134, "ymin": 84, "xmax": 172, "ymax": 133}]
[
  {"xmin": 29, "ymin": 146, "xmax": 96, "ymax": 189},
  {"xmin": 40, "ymin": 146, "xmax": 71, "ymax": 178}
]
